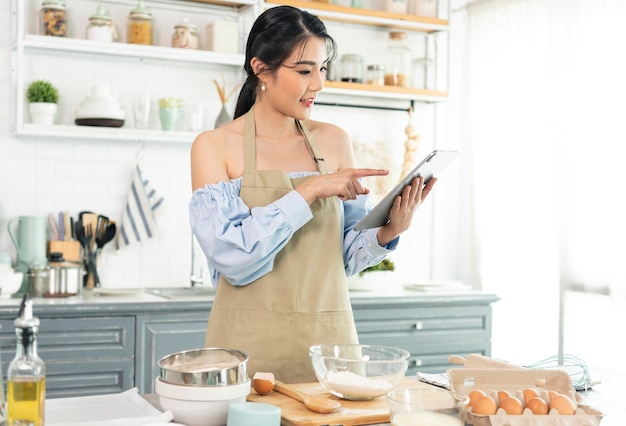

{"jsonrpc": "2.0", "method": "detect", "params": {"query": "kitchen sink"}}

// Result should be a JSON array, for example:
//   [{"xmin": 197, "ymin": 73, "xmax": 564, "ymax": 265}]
[{"xmin": 148, "ymin": 286, "xmax": 215, "ymax": 299}]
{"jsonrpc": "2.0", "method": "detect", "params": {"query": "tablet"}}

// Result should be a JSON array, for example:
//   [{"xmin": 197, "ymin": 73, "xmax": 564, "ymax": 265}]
[{"xmin": 354, "ymin": 150, "xmax": 458, "ymax": 231}]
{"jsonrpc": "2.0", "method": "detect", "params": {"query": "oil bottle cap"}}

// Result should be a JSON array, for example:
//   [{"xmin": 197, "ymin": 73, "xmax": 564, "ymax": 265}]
[{"xmin": 15, "ymin": 294, "xmax": 40, "ymax": 329}]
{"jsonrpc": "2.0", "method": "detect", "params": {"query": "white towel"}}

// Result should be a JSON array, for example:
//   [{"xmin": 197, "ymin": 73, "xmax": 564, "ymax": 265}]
[{"xmin": 116, "ymin": 165, "xmax": 164, "ymax": 250}]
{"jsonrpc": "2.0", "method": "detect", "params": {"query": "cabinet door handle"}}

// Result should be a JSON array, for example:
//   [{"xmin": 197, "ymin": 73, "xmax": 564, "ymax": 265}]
[
  {"xmin": 413, "ymin": 359, "xmax": 423, "ymax": 367},
  {"xmin": 414, "ymin": 322, "xmax": 423, "ymax": 330}
]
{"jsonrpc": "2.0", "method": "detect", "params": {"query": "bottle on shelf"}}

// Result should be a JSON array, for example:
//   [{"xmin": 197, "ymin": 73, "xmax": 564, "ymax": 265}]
[
  {"xmin": 172, "ymin": 17, "xmax": 199, "ymax": 49},
  {"xmin": 366, "ymin": 64, "xmax": 385, "ymax": 86},
  {"xmin": 86, "ymin": 5, "xmax": 116, "ymax": 43},
  {"xmin": 40, "ymin": 0, "xmax": 67, "ymax": 37},
  {"xmin": 6, "ymin": 294, "xmax": 46, "ymax": 426},
  {"xmin": 411, "ymin": 0, "xmax": 438, "ymax": 17},
  {"xmin": 340, "ymin": 54, "xmax": 364, "ymax": 83},
  {"xmin": 128, "ymin": 0, "xmax": 153, "ymax": 45},
  {"xmin": 412, "ymin": 57, "xmax": 435, "ymax": 89},
  {"xmin": 384, "ymin": 31, "xmax": 412, "ymax": 87}
]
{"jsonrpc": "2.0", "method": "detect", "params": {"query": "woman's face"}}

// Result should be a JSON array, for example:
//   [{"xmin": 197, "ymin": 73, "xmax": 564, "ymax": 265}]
[{"xmin": 266, "ymin": 37, "xmax": 328, "ymax": 119}]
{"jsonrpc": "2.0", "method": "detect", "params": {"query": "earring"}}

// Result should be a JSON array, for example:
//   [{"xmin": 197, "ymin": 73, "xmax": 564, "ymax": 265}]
[{"xmin": 261, "ymin": 83, "xmax": 266, "ymax": 91}]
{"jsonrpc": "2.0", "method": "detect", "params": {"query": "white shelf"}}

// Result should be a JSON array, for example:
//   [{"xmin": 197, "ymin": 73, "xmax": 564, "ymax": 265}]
[
  {"xmin": 11, "ymin": 0, "xmax": 449, "ymax": 144},
  {"xmin": 17, "ymin": 123, "xmax": 199, "ymax": 144},
  {"xmin": 265, "ymin": 0, "xmax": 449, "ymax": 33},
  {"xmin": 21, "ymin": 35, "xmax": 246, "ymax": 67}
]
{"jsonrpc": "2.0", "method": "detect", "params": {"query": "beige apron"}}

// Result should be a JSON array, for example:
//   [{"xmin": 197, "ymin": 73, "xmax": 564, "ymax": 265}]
[{"xmin": 205, "ymin": 107, "xmax": 358, "ymax": 383}]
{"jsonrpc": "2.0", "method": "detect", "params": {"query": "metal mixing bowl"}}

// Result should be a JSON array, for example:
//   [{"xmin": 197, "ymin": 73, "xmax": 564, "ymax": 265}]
[{"xmin": 158, "ymin": 348, "xmax": 248, "ymax": 386}]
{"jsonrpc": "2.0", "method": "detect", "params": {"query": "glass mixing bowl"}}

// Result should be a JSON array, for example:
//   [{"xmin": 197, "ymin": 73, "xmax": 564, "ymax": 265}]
[{"xmin": 309, "ymin": 344, "xmax": 410, "ymax": 401}]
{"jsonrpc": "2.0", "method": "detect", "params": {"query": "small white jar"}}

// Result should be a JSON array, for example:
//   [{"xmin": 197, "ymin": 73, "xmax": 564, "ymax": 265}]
[
  {"xmin": 385, "ymin": 0, "xmax": 408, "ymax": 14},
  {"xmin": 86, "ymin": 5, "xmax": 115, "ymax": 42}
]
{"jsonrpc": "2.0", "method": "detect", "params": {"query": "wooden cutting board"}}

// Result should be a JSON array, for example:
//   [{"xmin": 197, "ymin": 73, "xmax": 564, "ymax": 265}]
[{"xmin": 246, "ymin": 376, "xmax": 434, "ymax": 426}]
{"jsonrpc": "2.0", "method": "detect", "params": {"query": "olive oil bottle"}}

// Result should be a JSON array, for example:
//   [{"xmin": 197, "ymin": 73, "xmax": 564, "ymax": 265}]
[{"xmin": 6, "ymin": 294, "xmax": 45, "ymax": 426}]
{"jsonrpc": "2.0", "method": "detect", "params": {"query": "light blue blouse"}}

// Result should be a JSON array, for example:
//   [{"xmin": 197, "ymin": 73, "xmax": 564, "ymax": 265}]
[{"xmin": 189, "ymin": 172, "xmax": 399, "ymax": 287}]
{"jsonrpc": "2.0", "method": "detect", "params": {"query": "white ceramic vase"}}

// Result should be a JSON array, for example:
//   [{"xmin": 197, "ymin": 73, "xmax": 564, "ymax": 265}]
[{"xmin": 29, "ymin": 102, "xmax": 58, "ymax": 125}]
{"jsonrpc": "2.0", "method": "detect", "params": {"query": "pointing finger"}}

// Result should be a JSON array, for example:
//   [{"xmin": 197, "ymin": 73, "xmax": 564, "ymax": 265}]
[{"xmin": 352, "ymin": 168, "xmax": 390, "ymax": 178}]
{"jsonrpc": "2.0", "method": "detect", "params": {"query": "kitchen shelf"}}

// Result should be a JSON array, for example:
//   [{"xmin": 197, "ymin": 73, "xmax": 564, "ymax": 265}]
[
  {"xmin": 324, "ymin": 81, "xmax": 447, "ymax": 103},
  {"xmin": 19, "ymin": 124, "xmax": 200, "ymax": 144},
  {"xmin": 11, "ymin": 0, "xmax": 450, "ymax": 144},
  {"xmin": 20, "ymin": 35, "xmax": 246, "ymax": 67},
  {"xmin": 265, "ymin": 0, "xmax": 449, "ymax": 32}
]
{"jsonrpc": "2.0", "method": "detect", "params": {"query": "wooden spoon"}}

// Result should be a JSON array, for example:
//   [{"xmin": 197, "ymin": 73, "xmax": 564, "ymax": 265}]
[{"xmin": 273, "ymin": 380, "xmax": 341, "ymax": 414}]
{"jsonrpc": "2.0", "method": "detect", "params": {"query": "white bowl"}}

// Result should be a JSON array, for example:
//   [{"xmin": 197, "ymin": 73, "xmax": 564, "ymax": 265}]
[
  {"xmin": 0, "ymin": 272, "xmax": 23, "ymax": 298},
  {"xmin": 155, "ymin": 377, "xmax": 250, "ymax": 426}
]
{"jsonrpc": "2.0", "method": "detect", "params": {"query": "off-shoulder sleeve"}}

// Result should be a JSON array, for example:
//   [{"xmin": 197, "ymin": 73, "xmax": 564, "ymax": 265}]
[{"xmin": 189, "ymin": 180, "xmax": 313, "ymax": 286}]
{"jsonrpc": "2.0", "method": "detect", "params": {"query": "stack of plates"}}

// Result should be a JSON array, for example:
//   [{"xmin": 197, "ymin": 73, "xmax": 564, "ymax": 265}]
[{"xmin": 75, "ymin": 86, "xmax": 125, "ymax": 127}]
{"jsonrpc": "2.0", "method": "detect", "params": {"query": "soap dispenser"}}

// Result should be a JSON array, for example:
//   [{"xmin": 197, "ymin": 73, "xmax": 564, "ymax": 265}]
[{"xmin": 6, "ymin": 294, "xmax": 46, "ymax": 426}]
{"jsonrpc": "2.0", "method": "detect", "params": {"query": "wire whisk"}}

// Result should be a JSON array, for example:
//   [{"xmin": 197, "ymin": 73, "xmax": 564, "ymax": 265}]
[{"xmin": 526, "ymin": 354, "xmax": 594, "ymax": 391}]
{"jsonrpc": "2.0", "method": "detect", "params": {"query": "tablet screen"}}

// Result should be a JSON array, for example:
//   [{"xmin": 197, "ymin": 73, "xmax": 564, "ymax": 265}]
[{"xmin": 354, "ymin": 150, "xmax": 458, "ymax": 231}]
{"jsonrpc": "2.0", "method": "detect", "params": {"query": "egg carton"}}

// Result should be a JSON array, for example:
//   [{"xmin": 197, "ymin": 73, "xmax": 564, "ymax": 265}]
[{"xmin": 447, "ymin": 368, "xmax": 603, "ymax": 426}]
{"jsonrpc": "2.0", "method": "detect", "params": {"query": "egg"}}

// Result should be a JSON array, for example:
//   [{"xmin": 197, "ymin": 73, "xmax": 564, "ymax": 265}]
[
  {"xmin": 500, "ymin": 396, "xmax": 524, "ymax": 415},
  {"xmin": 468, "ymin": 389, "xmax": 487, "ymax": 407},
  {"xmin": 526, "ymin": 397, "xmax": 549, "ymax": 415},
  {"xmin": 497, "ymin": 390, "xmax": 512, "ymax": 403},
  {"xmin": 522, "ymin": 387, "xmax": 540, "ymax": 403},
  {"xmin": 252, "ymin": 371, "xmax": 275, "ymax": 395},
  {"xmin": 549, "ymin": 393, "xmax": 576, "ymax": 415},
  {"xmin": 472, "ymin": 395, "xmax": 498, "ymax": 415}
]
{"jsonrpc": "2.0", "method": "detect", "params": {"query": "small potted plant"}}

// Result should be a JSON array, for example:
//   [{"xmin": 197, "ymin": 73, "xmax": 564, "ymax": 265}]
[
  {"xmin": 348, "ymin": 258, "xmax": 396, "ymax": 291},
  {"xmin": 27, "ymin": 80, "xmax": 59, "ymax": 125}
]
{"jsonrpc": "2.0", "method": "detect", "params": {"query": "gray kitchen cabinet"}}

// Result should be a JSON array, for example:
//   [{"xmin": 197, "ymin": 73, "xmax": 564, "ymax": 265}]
[
  {"xmin": 0, "ymin": 291, "xmax": 497, "ymax": 397},
  {"xmin": 135, "ymin": 311, "xmax": 209, "ymax": 393},
  {"xmin": 352, "ymin": 293, "xmax": 499, "ymax": 375},
  {"xmin": 0, "ymin": 316, "xmax": 135, "ymax": 398}
]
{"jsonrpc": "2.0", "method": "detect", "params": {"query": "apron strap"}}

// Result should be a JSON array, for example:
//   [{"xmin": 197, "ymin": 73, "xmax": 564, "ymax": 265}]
[{"xmin": 297, "ymin": 120, "xmax": 327, "ymax": 175}]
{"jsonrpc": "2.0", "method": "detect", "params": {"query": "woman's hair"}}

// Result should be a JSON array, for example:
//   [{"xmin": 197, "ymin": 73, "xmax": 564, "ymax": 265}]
[{"xmin": 233, "ymin": 6, "xmax": 337, "ymax": 118}]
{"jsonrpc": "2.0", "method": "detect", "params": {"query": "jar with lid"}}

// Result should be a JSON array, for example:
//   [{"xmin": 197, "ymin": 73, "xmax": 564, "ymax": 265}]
[
  {"xmin": 40, "ymin": 0, "xmax": 67, "ymax": 37},
  {"xmin": 384, "ymin": 32, "xmax": 412, "ymax": 87},
  {"xmin": 366, "ymin": 64, "xmax": 385, "ymax": 86},
  {"xmin": 172, "ymin": 17, "xmax": 199, "ymax": 49},
  {"xmin": 86, "ymin": 5, "xmax": 116, "ymax": 43},
  {"xmin": 340, "ymin": 54, "xmax": 364, "ymax": 83},
  {"xmin": 128, "ymin": 0, "xmax": 153, "ymax": 45}
]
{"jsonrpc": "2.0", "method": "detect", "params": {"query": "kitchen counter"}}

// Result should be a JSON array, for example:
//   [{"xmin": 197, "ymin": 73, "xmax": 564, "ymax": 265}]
[
  {"xmin": 140, "ymin": 366, "xmax": 626, "ymax": 425},
  {"xmin": 0, "ymin": 286, "xmax": 499, "ymax": 397}
]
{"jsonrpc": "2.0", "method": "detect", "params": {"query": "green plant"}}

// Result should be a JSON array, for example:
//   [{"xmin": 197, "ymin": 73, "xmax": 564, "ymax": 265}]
[
  {"xmin": 26, "ymin": 80, "xmax": 59, "ymax": 103},
  {"xmin": 359, "ymin": 258, "xmax": 395, "ymax": 277}
]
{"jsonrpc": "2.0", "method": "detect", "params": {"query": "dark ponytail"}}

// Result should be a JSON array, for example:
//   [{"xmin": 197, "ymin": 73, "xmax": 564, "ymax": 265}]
[{"xmin": 233, "ymin": 6, "xmax": 337, "ymax": 118}]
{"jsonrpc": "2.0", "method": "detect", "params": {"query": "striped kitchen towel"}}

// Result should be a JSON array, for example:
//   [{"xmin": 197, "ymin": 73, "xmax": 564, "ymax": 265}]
[{"xmin": 117, "ymin": 165, "xmax": 164, "ymax": 250}]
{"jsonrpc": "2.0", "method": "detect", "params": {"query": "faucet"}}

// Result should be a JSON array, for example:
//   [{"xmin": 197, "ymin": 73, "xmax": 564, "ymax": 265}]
[{"xmin": 190, "ymin": 234, "xmax": 205, "ymax": 288}]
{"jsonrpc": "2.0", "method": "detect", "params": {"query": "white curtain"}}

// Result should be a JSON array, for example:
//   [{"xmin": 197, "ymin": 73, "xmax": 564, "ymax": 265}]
[{"xmin": 449, "ymin": 0, "xmax": 626, "ymax": 363}]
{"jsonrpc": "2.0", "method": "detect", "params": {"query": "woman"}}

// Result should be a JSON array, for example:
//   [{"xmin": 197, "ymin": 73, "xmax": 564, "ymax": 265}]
[{"xmin": 189, "ymin": 5, "xmax": 436, "ymax": 383}]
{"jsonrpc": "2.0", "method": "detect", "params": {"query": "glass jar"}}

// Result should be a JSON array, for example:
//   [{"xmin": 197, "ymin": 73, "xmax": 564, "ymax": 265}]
[
  {"xmin": 40, "ymin": 0, "xmax": 67, "ymax": 37},
  {"xmin": 412, "ymin": 57, "xmax": 435, "ymax": 89},
  {"xmin": 172, "ymin": 17, "xmax": 198, "ymax": 49},
  {"xmin": 340, "ymin": 54, "xmax": 364, "ymax": 83},
  {"xmin": 385, "ymin": 0, "xmax": 408, "ymax": 14},
  {"xmin": 366, "ymin": 64, "xmax": 385, "ymax": 86},
  {"xmin": 384, "ymin": 32, "xmax": 412, "ymax": 87},
  {"xmin": 128, "ymin": 0, "xmax": 153, "ymax": 45},
  {"xmin": 86, "ymin": 5, "xmax": 115, "ymax": 42}
]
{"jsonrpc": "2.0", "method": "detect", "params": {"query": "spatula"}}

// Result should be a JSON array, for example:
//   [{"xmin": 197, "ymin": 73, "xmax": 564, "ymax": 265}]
[{"xmin": 273, "ymin": 380, "xmax": 341, "ymax": 414}]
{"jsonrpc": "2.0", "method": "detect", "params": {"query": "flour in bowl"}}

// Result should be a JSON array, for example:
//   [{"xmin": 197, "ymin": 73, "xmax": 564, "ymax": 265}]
[{"xmin": 325, "ymin": 371, "xmax": 394, "ymax": 398}]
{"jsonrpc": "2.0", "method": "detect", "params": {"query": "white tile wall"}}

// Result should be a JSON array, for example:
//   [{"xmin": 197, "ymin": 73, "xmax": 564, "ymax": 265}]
[{"xmin": 1, "ymin": 0, "xmax": 451, "ymax": 290}]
